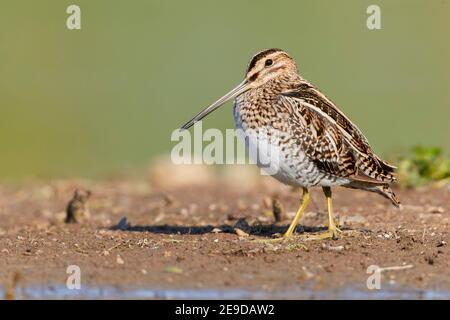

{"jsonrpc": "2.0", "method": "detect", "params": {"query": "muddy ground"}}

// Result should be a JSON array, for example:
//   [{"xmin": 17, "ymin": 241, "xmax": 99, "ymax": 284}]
[{"xmin": 0, "ymin": 169, "xmax": 449, "ymax": 299}]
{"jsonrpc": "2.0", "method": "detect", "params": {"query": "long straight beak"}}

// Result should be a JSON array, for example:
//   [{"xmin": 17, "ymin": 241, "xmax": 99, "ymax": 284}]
[{"xmin": 180, "ymin": 80, "xmax": 250, "ymax": 130}]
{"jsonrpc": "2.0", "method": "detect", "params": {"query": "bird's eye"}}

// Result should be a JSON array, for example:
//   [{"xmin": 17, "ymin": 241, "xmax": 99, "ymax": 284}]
[{"xmin": 265, "ymin": 59, "xmax": 273, "ymax": 67}]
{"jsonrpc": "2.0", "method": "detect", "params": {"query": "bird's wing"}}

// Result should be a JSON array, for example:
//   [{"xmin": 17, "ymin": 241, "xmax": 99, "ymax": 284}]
[{"xmin": 280, "ymin": 81, "xmax": 396, "ymax": 183}]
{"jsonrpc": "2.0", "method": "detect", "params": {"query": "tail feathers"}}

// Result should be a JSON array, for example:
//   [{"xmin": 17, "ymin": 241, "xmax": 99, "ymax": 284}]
[
  {"xmin": 355, "ymin": 155, "xmax": 397, "ymax": 183},
  {"xmin": 343, "ymin": 179, "xmax": 401, "ymax": 207},
  {"xmin": 376, "ymin": 156, "xmax": 397, "ymax": 172}
]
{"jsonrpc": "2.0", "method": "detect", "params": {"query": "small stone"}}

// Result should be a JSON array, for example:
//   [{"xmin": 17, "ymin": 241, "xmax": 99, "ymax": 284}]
[
  {"xmin": 426, "ymin": 206, "xmax": 444, "ymax": 214},
  {"xmin": 424, "ymin": 254, "xmax": 434, "ymax": 265},
  {"xmin": 303, "ymin": 211, "xmax": 318, "ymax": 219},
  {"xmin": 117, "ymin": 217, "xmax": 129, "ymax": 231},
  {"xmin": 322, "ymin": 244, "xmax": 344, "ymax": 251},
  {"xmin": 234, "ymin": 228, "xmax": 249, "ymax": 237},
  {"xmin": 271, "ymin": 233, "xmax": 282, "ymax": 239},
  {"xmin": 301, "ymin": 266, "xmax": 314, "ymax": 279},
  {"xmin": 163, "ymin": 251, "xmax": 172, "ymax": 258},
  {"xmin": 116, "ymin": 254, "xmax": 124, "ymax": 265},
  {"xmin": 344, "ymin": 215, "xmax": 367, "ymax": 224},
  {"xmin": 437, "ymin": 241, "xmax": 446, "ymax": 247},
  {"xmin": 163, "ymin": 194, "xmax": 175, "ymax": 206},
  {"xmin": 154, "ymin": 213, "xmax": 165, "ymax": 223}
]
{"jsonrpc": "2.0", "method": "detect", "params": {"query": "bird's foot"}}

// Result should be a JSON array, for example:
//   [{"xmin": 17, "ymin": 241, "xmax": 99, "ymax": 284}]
[
  {"xmin": 330, "ymin": 225, "xmax": 342, "ymax": 239},
  {"xmin": 302, "ymin": 226, "xmax": 342, "ymax": 241},
  {"xmin": 252, "ymin": 231, "xmax": 303, "ymax": 243}
]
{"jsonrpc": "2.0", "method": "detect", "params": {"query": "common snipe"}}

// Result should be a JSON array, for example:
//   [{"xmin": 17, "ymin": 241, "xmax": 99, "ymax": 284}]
[{"xmin": 181, "ymin": 49, "xmax": 400, "ymax": 240}]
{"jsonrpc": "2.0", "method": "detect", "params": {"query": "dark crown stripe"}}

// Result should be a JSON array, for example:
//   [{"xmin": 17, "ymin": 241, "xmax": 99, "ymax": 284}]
[{"xmin": 246, "ymin": 48, "xmax": 284, "ymax": 73}]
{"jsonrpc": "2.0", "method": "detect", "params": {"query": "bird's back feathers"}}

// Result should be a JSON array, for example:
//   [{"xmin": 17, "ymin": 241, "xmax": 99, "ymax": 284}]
[{"xmin": 281, "ymin": 81, "xmax": 397, "ymax": 184}]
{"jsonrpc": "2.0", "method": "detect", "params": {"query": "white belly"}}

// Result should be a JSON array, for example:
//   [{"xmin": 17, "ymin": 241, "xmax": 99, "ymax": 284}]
[{"xmin": 233, "ymin": 104, "xmax": 350, "ymax": 187}]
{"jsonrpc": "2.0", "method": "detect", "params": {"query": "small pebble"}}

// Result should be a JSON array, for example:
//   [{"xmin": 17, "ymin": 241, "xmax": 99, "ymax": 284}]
[
  {"xmin": 116, "ymin": 254, "xmax": 124, "ymax": 265},
  {"xmin": 117, "ymin": 217, "xmax": 129, "ymax": 231},
  {"xmin": 235, "ymin": 228, "xmax": 249, "ymax": 237}
]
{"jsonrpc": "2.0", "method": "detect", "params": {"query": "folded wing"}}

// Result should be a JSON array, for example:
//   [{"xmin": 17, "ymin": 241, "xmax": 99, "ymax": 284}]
[{"xmin": 280, "ymin": 81, "xmax": 397, "ymax": 183}]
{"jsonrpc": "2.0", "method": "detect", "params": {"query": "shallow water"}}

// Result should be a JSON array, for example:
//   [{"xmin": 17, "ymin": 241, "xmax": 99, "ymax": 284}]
[{"xmin": 1, "ymin": 284, "xmax": 450, "ymax": 300}]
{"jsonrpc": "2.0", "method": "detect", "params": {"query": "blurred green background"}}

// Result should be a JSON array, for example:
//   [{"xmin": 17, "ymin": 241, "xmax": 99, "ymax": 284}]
[{"xmin": 0, "ymin": 0, "xmax": 449, "ymax": 180}]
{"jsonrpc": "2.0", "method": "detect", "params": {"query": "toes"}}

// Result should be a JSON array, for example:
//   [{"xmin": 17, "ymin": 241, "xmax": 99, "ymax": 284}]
[{"xmin": 330, "ymin": 227, "xmax": 343, "ymax": 239}]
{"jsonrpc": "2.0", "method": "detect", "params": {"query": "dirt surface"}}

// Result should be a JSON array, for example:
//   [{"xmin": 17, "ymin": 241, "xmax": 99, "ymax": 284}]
[{"xmin": 0, "ymin": 174, "xmax": 449, "ymax": 299}]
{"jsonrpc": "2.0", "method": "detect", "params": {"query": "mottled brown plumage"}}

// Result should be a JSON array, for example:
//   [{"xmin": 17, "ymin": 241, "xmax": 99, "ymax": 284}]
[
  {"xmin": 234, "ymin": 49, "xmax": 399, "ymax": 206},
  {"xmin": 182, "ymin": 49, "xmax": 400, "ymax": 239}
]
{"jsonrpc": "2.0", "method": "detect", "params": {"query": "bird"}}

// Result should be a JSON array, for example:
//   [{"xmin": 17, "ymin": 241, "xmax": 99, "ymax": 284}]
[{"xmin": 181, "ymin": 48, "xmax": 400, "ymax": 240}]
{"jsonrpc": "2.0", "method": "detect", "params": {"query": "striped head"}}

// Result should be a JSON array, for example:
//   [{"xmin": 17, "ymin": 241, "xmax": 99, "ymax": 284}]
[
  {"xmin": 181, "ymin": 49, "xmax": 298, "ymax": 130},
  {"xmin": 244, "ymin": 49, "xmax": 299, "ymax": 87}
]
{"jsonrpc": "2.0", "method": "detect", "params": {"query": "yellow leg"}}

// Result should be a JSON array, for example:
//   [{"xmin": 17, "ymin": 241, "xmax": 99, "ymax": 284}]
[
  {"xmin": 323, "ymin": 186, "xmax": 341, "ymax": 239},
  {"xmin": 283, "ymin": 187, "xmax": 309, "ymax": 238},
  {"xmin": 301, "ymin": 187, "xmax": 342, "ymax": 241}
]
